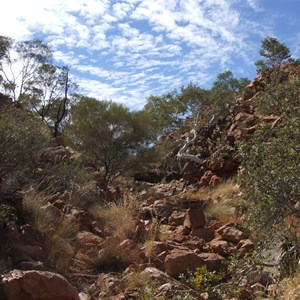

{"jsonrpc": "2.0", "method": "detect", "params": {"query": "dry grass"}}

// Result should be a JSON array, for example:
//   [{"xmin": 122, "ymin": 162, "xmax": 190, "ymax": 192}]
[
  {"xmin": 93, "ymin": 202, "xmax": 136, "ymax": 240},
  {"xmin": 91, "ymin": 237, "xmax": 143, "ymax": 272},
  {"xmin": 209, "ymin": 179, "xmax": 240, "ymax": 203},
  {"xmin": 204, "ymin": 201, "xmax": 236, "ymax": 223},
  {"xmin": 205, "ymin": 180, "xmax": 249, "ymax": 223},
  {"xmin": 278, "ymin": 273, "xmax": 300, "ymax": 300},
  {"xmin": 127, "ymin": 269, "xmax": 150, "ymax": 290},
  {"xmin": 23, "ymin": 193, "xmax": 78, "ymax": 272},
  {"xmin": 144, "ymin": 239, "xmax": 155, "ymax": 260},
  {"xmin": 23, "ymin": 194, "xmax": 57, "ymax": 232}
]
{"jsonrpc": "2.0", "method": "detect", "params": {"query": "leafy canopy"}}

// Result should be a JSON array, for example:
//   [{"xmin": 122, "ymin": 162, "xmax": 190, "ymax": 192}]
[
  {"xmin": 69, "ymin": 97, "xmax": 150, "ymax": 185},
  {"xmin": 255, "ymin": 37, "xmax": 291, "ymax": 72}
]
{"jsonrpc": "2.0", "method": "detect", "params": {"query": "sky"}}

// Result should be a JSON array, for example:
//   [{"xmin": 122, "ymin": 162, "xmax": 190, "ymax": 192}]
[{"xmin": 0, "ymin": 0, "xmax": 299, "ymax": 110}]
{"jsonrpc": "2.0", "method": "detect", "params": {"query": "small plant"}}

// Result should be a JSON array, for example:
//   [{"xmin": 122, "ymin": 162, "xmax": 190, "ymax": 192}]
[
  {"xmin": 181, "ymin": 266, "xmax": 222, "ymax": 294},
  {"xmin": 132, "ymin": 276, "xmax": 165, "ymax": 300},
  {"xmin": 278, "ymin": 272, "xmax": 300, "ymax": 300}
]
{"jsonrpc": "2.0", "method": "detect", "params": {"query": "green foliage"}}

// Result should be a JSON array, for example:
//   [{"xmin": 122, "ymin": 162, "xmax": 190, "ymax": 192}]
[
  {"xmin": 180, "ymin": 266, "xmax": 222, "ymax": 294},
  {"xmin": 173, "ymin": 293, "xmax": 196, "ymax": 300},
  {"xmin": 209, "ymin": 71, "xmax": 250, "ymax": 118},
  {"xmin": 0, "ymin": 37, "xmax": 53, "ymax": 101},
  {"xmin": 239, "ymin": 71, "xmax": 300, "ymax": 230},
  {"xmin": 144, "ymin": 82, "xmax": 209, "ymax": 137},
  {"xmin": 0, "ymin": 107, "xmax": 49, "ymax": 179},
  {"xmin": 255, "ymin": 37, "xmax": 291, "ymax": 72},
  {"xmin": 69, "ymin": 97, "xmax": 150, "ymax": 185},
  {"xmin": 0, "ymin": 36, "xmax": 75, "ymax": 137},
  {"xmin": 0, "ymin": 35, "xmax": 13, "ymax": 61},
  {"xmin": 37, "ymin": 161, "xmax": 91, "ymax": 195}
]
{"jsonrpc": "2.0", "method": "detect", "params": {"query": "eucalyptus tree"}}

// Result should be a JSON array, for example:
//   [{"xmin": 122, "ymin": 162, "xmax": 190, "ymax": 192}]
[
  {"xmin": 0, "ymin": 36, "xmax": 76, "ymax": 137},
  {"xmin": 69, "ymin": 97, "xmax": 150, "ymax": 186}
]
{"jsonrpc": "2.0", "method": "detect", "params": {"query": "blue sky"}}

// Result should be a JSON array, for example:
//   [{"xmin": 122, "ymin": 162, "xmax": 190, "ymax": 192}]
[{"xmin": 0, "ymin": 0, "xmax": 299, "ymax": 109}]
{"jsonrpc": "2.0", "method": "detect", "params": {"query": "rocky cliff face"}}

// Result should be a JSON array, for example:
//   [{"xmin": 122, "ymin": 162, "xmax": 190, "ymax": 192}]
[{"xmin": 164, "ymin": 61, "xmax": 300, "ymax": 187}]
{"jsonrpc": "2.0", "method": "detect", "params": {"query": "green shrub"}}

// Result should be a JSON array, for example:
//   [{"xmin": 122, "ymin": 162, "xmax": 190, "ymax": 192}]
[
  {"xmin": 239, "ymin": 72, "xmax": 300, "ymax": 231},
  {"xmin": 0, "ymin": 106, "xmax": 49, "ymax": 181}
]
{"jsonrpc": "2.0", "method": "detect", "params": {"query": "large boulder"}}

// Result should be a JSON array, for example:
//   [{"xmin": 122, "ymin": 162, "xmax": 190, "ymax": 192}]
[
  {"xmin": 184, "ymin": 209, "xmax": 206, "ymax": 229},
  {"xmin": 164, "ymin": 250, "xmax": 205, "ymax": 278},
  {"xmin": 0, "ymin": 270, "xmax": 79, "ymax": 300}
]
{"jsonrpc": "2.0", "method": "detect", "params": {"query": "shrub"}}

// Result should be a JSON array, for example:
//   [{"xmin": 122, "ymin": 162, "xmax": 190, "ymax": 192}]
[
  {"xmin": 37, "ymin": 161, "xmax": 91, "ymax": 195},
  {"xmin": 0, "ymin": 107, "xmax": 49, "ymax": 180},
  {"xmin": 239, "ymin": 72, "xmax": 300, "ymax": 231}
]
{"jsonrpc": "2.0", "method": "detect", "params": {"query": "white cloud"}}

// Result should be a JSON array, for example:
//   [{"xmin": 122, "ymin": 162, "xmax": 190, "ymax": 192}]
[
  {"xmin": 0, "ymin": 0, "xmax": 290, "ymax": 109},
  {"xmin": 246, "ymin": 0, "xmax": 263, "ymax": 12}
]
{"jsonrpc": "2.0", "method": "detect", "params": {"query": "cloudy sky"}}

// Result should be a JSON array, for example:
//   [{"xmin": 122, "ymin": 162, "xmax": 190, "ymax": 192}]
[{"xmin": 0, "ymin": 0, "xmax": 299, "ymax": 109}]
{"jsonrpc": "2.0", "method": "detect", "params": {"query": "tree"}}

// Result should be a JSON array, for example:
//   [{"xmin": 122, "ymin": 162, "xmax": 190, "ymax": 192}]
[
  {"xmin": 255, "ymin": 37, "xmax": 291, "ymax": 73},
  {"xmin": 0, "ymin": 36, "xmax": 12, "ymax": 62},
  {"xmin": 23, "ymin": 65, "xmax": 75, "ymax": 137},
  {"xmin": 209, "ymin": 71, "xmax": 250, "ymax": 118},
  {"xmin": 0, "ymin": 37, "xmax": 53, "ymax": 101},
  {"xmin": 144, "ymin": 83, "xmax": 209, "ymax": 138},
  {"xmin": 0, "ymin": 36, "xmax": 76, "ymax": 137},
  {"xmin": 69, "ymin": 97, "xmax": 149, "ymax": 186}
]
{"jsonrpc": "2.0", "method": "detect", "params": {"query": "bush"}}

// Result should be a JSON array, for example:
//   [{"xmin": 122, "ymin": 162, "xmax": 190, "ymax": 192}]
[
  {"xmin": 37, "ymin": 161, "xmax": 91, "ymax": 195},
  {"xmin": 239, "ymin": 73, "xmax": 300, "ymax": 231},
  {"xmin": 0, "ymin": 106, "xmax": 49, "ymax": 183}
]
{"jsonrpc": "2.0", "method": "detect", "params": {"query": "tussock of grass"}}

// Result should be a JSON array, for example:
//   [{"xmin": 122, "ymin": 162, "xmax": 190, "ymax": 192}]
[
  {"xmin": 204, "ymin": 201, "xmax": 236, "ymax": 223},
  {"xmin": 23, "ymin": 194, "xmax": 56, "ymax": 232},
  {"xmin": 279, "ymin": 273, "xmax": 300, "ymax": 300},
  {"xmin": 23, "ymin": 193, "xmax": 78, "ymax": 272},
  {"xmin": 209, "ymin": 179, "xmax": 240, "ymax": 203},
  {"xmin": 205, "ymin": 180, "xmax": 249, "ymax": 223},
  {"xmin": 93, "ymin": 202, "xmax": 136, "ymax": 240}
]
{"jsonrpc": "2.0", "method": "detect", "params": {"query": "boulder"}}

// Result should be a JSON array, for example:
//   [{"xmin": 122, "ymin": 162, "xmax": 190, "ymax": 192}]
[
  {"xmin": 164, "ymin": 250, "xmax": 205, "ymax": 278},
  {"xmin": 168, "ymin": 211, "xmax": 185, "ymax": 226},
  {"xmin": 208, "ymin": 239, "xmax": 232, "ymax": 256},
  {"xmin": 209, "ymin": 175, "xmax": 221, "ymax": 187},
  {"xmin": 184, "ymin": 209, "xmax": 206, "ymax": 229},
  {"xmin": 197, "ymin": 252, "xmax": 225, "ymax": 272},
  {"xmin": 236, "ymin": 239, "xmax": 254, "ymax": 257},
  {"xmin": 200, "ymin": 171, "xmax": 213, "ymax": 186},
  {"xmin": 1, "ymin": 270, "xmax": 79, "ymax": 300},
  {"xmin": 217, "ymin": 224, "xmax": 247, "ymax": 243},
  {"xmin": 190, "ymin": 228, "xmax": 215, "ymax": 241}
]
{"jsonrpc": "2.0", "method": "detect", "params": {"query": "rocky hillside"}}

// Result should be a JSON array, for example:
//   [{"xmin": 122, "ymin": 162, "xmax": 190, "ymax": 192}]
[{"xmin": 0, "ymin": 62, "xmax": 300, "ymax": 300}]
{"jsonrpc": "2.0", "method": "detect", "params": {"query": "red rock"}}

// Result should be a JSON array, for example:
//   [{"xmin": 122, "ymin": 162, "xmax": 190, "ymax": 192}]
[
  {"xmin": 208, "ymin": 239, "xmax": 232, "ymax": 256},
  {"xmin": 200, "ymin": 171, "xmax": 213, "ymax": 186},
  {"xmin": 184, "ymin": 209, "xmax": 206, "ymax": 229},
  {"xmin": 197, "ymin": 252, "xmax": 225, "ymax": 272},
  {"xmin": 168, "ymin": 211, "xmax": 185, "ymax": 226},
  {"xmin": 1, "ymin": 270, "xmax": 79, "ymax": 300},
  {"xmin": 236, "ymin": 239, "xmax": 254, "ymax": 257},
  {"xmin": 190, "ymin": 228, "xmax": 215, "ymax": 241},
  {"xmin": 209, "ymin": 175, "xmax": 221, "ymax": 187},
  {"xmin": 217, "ymin": 224, "xmax": 247, "ymax": 243},
  {"xmin": 164, "ymin": 250, "xmax": 205, "ymax": 278}
]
